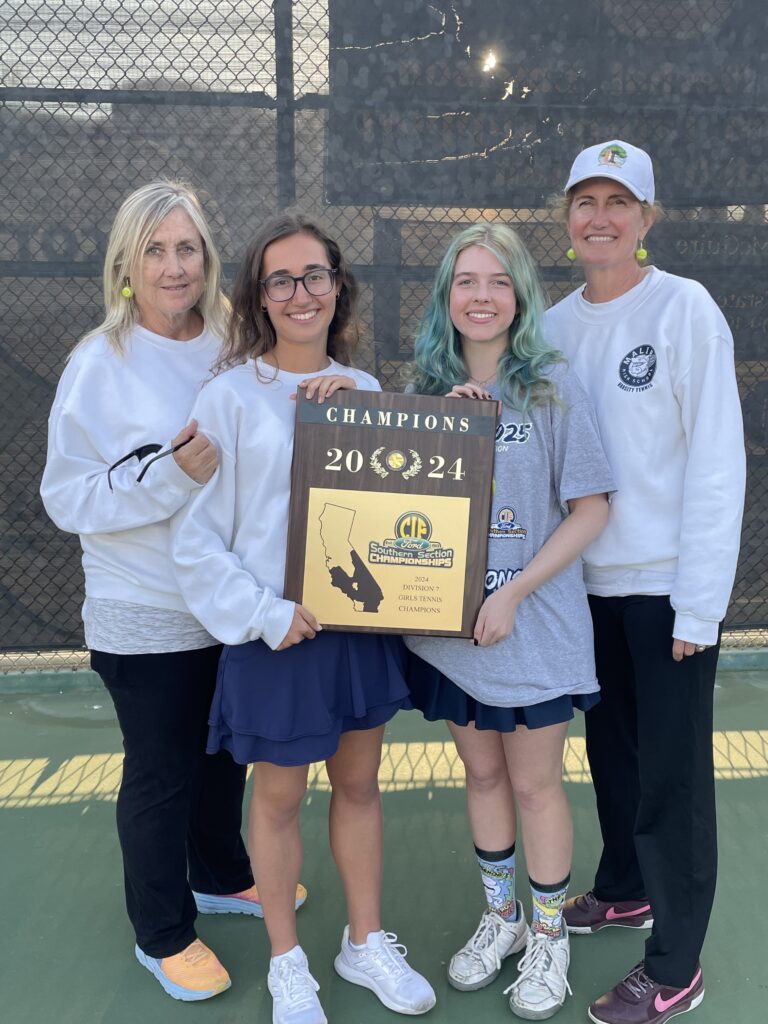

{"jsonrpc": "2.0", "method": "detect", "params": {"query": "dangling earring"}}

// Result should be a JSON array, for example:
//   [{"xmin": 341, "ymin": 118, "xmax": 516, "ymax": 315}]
[
  {"xmin": 566, "ymin": 247, "xmax": 576, "ymax": 262},
  {"xmin": 636, "ymin": 240, "xmax": 648, "ymax": 262},
  {"xmin": 120, "ymin": 278, "xmax": 133, "ymax": 299}
]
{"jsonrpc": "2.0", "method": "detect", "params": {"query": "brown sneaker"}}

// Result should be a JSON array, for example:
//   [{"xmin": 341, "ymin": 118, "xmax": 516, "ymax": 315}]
[
  {"xmin": 588, "ymin": 962, "xmax": 704, "ymax": 1024},
  {"xmin": 135, "ymin": 938, "xmax": 231, "ymax": 1001},
  {"xmin": 564, "ymin": 890, "xmax": 653, "ymax": 934}
]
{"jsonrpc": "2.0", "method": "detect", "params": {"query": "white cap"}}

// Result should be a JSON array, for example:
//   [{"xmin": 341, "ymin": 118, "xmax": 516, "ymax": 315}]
[{"xmin": 564, "ymin": 140, "xmax": 655, "ymax": 203}]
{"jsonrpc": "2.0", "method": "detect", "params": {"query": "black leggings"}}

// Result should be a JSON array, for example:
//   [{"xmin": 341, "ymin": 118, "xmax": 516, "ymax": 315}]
[
  {"xmin": 92, "ymin": 645, "xmax": 253, "ymax": 958},
  {"xmin": 585, "ymin": 595, "xmax": 720, "ymax": 987}
]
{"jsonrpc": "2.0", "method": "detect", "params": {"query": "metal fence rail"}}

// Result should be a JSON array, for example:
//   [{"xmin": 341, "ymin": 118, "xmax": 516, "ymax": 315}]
[{"xmin": 1, "ymin": 0, "xmax": 766, "ymax": 654}]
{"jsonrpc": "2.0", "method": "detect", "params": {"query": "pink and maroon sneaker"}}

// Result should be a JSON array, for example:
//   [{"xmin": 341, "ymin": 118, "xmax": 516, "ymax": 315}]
[
  {"xmin": 563, "ymin": 890, "xmax": 653, "ymax": 934},
  {"xmin": 588, "ymin": 962, "xmax": 704, "ymax": 1024}
]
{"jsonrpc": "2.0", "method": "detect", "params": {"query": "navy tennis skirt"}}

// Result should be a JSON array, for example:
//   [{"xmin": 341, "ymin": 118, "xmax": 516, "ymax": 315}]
[
  {"xmin": 406, "ymin": 652, "xmax": 600, "ymax": 732},
  {"xmin": 207, "ymin": 630, "xmax": 411, "ymax": 766}
]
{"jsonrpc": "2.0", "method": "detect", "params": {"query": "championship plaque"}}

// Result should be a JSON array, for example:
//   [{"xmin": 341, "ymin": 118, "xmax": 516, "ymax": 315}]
[{"xmin": 285, "ymin": 390, "xmax": 497, "ymax": 636}]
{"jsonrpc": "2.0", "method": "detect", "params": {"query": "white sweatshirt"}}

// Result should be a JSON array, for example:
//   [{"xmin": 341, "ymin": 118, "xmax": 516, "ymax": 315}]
[
  {"xmin": 170, "ymin": 358, "xmax": 380, "ymax": 649},
  {"xmin": 41, "ymin": 326, "xmax": 219, "ymax": 613},
  {"xmin": 545, "ymin": 268, "xmax": 746, "ymax": 645}
]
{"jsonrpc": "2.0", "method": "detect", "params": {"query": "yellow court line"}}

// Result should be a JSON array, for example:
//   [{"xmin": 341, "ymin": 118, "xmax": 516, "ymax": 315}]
[{"xmin": 1, "ymin": 732, "xmax": 768, "ymax": 808}]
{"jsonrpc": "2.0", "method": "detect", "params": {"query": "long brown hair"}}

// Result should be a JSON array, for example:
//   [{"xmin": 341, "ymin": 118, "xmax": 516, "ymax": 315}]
[{"xmin": 215, "ymin": 211, "xmax": 360, "ymax": 374}]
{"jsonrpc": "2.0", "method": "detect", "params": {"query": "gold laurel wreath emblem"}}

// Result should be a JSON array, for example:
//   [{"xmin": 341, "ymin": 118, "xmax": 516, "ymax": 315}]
[
  {"xmin": 370, "ymin": 447, "xmax": 423, "ymax": 479},
  {"xmin": 370, "ymin": 447, "xmax": 388, "ymax": 478},
  {"xmin": 402, "ymin": 449, "xmax": 422, "ymax": 480}
]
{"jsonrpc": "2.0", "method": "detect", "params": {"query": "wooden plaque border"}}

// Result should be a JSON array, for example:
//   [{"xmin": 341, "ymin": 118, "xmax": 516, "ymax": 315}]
[{"xmin": 285, "ymin": 389, "xmax": 497, "ymax": 637}]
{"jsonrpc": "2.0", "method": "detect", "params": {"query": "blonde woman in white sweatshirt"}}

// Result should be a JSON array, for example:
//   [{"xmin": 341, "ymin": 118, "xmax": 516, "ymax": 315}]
[
  {"xmin": 40, "ymin": 181, "xmax": 305, "ymax": 1002},
  {"xmin": 545, "ymin": 141, "xmax": 745, "ymax": 1024}
]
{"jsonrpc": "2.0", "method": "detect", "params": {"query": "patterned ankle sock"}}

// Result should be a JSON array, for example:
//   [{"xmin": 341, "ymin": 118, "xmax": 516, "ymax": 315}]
[
  {"xmin": 474, "ymin": 843, "xmax": 517, "ymax": 920},
  {"xmin": 529, "ymin": 873, "xmax": 570, "ymax": 937}
]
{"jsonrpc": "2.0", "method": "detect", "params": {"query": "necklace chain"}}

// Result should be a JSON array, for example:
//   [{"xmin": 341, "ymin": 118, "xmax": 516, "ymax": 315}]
[{"xmin": 468, "ymin": 371, "xmax": 496, "ymax": 387}]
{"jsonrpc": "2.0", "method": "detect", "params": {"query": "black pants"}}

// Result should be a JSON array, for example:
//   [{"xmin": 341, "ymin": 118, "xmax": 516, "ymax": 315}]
[
  {"xmin": 92, "ymin": 646, "xmax": 254, "ymax": 958},
  {"xmin": 586, "ymin": 595, "xmax": 719, "ymax": 988}
]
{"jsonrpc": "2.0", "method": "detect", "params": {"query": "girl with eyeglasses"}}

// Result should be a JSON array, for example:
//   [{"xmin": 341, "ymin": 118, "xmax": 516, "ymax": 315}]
[{"xmin": 171, "ymin": 211, "xmax": 436, "ymax": 1024}]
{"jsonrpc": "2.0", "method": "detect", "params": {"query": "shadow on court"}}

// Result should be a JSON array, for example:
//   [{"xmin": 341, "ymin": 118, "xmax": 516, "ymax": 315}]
[{"xmin": 1, "ymin": 667, "xmax": 766, "ymax": 1024}]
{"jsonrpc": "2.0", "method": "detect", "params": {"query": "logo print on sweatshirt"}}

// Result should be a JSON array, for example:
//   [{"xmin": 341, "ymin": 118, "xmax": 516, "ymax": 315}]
[{"xmin": 618, "ymin": 345, "xmax": 656, "ymax": 392}]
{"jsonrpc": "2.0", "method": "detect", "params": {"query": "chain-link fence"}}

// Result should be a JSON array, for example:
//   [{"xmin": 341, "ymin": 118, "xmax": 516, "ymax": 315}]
[{"xmin": 1, "ymin": 0, "xmax": 766, "ymax": 658}]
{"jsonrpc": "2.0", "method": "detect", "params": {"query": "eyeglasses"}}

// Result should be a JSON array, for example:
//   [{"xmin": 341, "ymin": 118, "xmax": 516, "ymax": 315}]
[
  {"xmin": 260, "ymin": 267, "xmax": 338, "ymax": 302},
  {"xmin": 107, "ymin": 438, "xmax": 192, "ymax": 491}
]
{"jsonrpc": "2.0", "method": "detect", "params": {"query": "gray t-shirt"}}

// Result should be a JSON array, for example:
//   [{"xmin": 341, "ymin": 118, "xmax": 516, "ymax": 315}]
[{"xmin": 405, "ymin": 363, "xmax": 615, "ymax": 707}]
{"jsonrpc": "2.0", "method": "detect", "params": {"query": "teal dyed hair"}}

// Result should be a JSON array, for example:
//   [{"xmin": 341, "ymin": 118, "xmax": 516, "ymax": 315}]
[{"xmin": 410, "ymin": 224, "xmax": 563, "ymax": 410}]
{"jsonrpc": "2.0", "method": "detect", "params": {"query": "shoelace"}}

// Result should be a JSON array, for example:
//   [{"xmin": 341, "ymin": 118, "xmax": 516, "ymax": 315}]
[
  {"xmin": 576, "ymin": 890, "xmax": 599, "ymax": 912},
  {"xmin": 273, "ymin": 957, "xmax": 320, "ymax": 1009},
  {"xmin": 363, "ymin": 934, "xmax": 409, "ymax": 978},
  {"xmin": 620, "ymin": 963, "xmax": 654, "ymax": 999},
  {"xmin": 503, "ymin": 933, "xmax": 573, "ymax": 999},
  {"xmin": 462, "ymin": 913, "xmax": 506, "ymax": 973}
]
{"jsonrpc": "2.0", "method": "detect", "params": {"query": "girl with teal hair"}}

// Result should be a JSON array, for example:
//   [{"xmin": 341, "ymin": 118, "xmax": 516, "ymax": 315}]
[
  {"xmin": 405, "ymin": 223, "xmax": 614, "ymax": 1019},
  {"xmin": 409, "ymin": 222, "xmax": 561, "ymax": 411}
]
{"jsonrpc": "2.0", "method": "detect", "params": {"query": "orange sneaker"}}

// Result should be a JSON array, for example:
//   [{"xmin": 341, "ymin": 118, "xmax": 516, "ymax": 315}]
[
  {"xmin": 135, "ymin": 938, "xmax": 231, "ymax": 1001},
  {"xmin": 194, "ymin": 882, "xmax": 308, "ymax": 917}
]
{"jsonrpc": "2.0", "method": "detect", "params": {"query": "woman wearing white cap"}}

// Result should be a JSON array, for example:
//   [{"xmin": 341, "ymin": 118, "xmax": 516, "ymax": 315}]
[{"xmin": 545, "ymin": 141, "xmax": 745, "ymax": 1024}]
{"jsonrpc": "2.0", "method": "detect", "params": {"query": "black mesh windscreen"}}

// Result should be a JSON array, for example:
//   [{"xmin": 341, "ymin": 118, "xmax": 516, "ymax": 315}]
[{"xmin": 1, "ymin": 0, "xmax": 765, "ymax": 648}]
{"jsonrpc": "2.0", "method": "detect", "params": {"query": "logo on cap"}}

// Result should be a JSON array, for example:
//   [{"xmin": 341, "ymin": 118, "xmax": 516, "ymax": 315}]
[{"xmin": 598, "ymin": 144, "xmax": 628, "ymax": 167}]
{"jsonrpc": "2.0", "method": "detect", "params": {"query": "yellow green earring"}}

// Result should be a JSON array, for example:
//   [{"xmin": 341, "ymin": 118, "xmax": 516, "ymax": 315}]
[
  {"xmin": 636, "ymin": 242, "xmax": 648, "ymax": 261},
  {"xmin": 566, "ymin": 247, "xmax": 576, "ymax": 261},
  {"xmin": 120, "ymin": 279, "xmax": 134, "ymax": 299}
]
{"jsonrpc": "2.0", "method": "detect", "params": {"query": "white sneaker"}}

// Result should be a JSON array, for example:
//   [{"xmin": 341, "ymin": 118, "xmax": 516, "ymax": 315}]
[
  {"xmin": 504, "ymin": 925, "xmax": 572, "ymax": 1020},
  {"xmin": 334, "ymin": 925, "xmax": 436, "ymax": 1015},
  {"xmin": 448, "ymin": 902, "xmax": 528, "ymax": 991},
  {"xmin": 267, "ymin": 946, "xmax": 327, "ymax": 1024}
]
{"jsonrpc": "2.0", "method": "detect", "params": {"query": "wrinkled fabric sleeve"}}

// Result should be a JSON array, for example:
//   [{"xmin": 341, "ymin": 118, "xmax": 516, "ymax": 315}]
[
  {"xmin": 170, "ymin": 391, "xmax": 295, "ymax": 650},
  {"xmin": 41, "ymin": 371, "xmax": 198, "ymax": 536},
  {"xmin": 670, "ymin": 330, "xmax": 746, "ymax": 645}
]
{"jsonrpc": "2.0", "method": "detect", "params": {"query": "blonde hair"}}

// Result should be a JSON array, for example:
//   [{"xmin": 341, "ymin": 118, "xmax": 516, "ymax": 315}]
[{"xmin": 75, "ymin": 180, "xmax": 229, "ymax": 354}]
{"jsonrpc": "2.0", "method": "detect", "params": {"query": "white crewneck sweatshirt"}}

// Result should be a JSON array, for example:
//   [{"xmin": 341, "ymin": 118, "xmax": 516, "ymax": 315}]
[
  {"xmin": 41, "ymin": 326, "xmax": 219, "ymax": 616},
  {"xmin": 545, "ymin": 268, "xmax": 745, "ymax": 645},
  {"xmin": 170, "ymin": 357, "xmax": 380, "ymax": 649}
]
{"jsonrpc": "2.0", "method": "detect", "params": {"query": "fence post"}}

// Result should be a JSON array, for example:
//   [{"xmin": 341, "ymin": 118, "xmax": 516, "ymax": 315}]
[{"xmin": 274, "ymin": 0, "xmax": 296, "ymax": 208}]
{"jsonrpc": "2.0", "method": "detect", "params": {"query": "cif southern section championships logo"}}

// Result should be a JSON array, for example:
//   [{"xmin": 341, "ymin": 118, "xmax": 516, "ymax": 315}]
[
  {"xmin": 369, "ymin": 511, "xmax": 454, "ymax": 568},
  {"xmin": 489, "ymin": 506, "xmax": 527, "ymax": 539}
]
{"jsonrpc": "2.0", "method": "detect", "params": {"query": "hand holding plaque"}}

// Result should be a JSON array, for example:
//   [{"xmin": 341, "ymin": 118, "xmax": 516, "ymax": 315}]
[{"xmin": 285, "ymin": 389, "xmax": 497, "ymax": 636}]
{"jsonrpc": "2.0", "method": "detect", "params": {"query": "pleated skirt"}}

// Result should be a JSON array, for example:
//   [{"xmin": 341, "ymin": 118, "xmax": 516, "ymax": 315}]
[
  {"xmin": 207, "ymin": 631, "xmax": 411, "ymax": 766},
  {"xmin": 406, "ymin": 653, "xmax": 600, "ymax": 732}
]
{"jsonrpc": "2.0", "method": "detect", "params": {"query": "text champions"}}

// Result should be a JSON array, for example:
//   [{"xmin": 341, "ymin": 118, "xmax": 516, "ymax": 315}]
[{"xmin": 324, "ymin": 406, "xmax": 470, "ymax": 433}]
